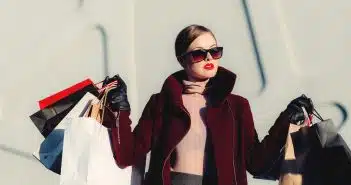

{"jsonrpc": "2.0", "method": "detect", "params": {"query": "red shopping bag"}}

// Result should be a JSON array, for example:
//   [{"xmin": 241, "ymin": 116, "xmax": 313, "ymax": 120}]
[{"xmin": 38, "ymin": 79, "xmax": 94, "ymax": 110}]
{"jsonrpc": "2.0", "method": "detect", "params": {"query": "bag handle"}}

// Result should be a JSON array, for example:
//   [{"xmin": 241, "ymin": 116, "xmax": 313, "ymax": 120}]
[
  {"xmin": 97, "ymin": 80, "xmax": 118, "ymax": 94},
  {"xmin": 86, "ymin": 86, "xmax": 114, "ymax": 123},
  {"xmin": 301, "ymin": 107, "xmax": 312, "ymax": 126},
  {"xmin": 312, "ymin": 108, "xmax": 324, "ymax": 122},
  {"xmin": 100, "ymin": 86, "xmax": 114, "ymax": 122},
  {"xmin": 301, "ymin": 105, "xmax": 324, "ymax": 127}
]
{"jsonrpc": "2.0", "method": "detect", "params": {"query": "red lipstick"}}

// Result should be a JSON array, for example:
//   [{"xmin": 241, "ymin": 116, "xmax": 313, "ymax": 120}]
[{"xmin": 204, "ymin": 63, "xmax": 214, "ymax": 70}]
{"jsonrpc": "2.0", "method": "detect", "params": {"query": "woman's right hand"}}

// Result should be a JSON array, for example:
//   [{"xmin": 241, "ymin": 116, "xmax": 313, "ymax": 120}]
[
  {"xmin": 286, "ymin": 94, "xmax": 314, "ymax": 125},
  {"xmin": 103, "ymin": 75, "xmax": 130, "ymax": 112}
]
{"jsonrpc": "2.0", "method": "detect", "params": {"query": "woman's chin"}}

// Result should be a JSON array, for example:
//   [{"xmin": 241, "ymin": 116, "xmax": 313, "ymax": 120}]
[
  {"xmin": 194, "ymin": 73, "xmax": 216, "ymax": 81},
  {"xmin": 187, "ymin": 68, "xmax": 218, "ymax": 81},
  {"xmin": 201, "ymin": 69, "xmax": 217, "ymax": 78}
]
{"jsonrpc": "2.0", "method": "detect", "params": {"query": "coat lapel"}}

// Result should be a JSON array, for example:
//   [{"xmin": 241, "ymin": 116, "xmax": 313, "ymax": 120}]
[{"xmin": 206, "ymin": 103, "xmax": 236, "ymax": 184}]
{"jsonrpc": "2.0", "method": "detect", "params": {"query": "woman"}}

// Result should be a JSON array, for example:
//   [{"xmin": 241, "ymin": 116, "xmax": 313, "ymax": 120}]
[{"xmin": 103, "ymin": 24, "xmax": 314, "ymax": 185}]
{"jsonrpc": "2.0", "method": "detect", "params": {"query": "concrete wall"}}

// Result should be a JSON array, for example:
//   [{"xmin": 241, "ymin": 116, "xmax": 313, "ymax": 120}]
[
  {"xmin": 0, "ymin": 0, "xmax": 350, "ymax": 185},
  {"xmin": 0, "ymin": 1, "xmax": 135, "ymax": 184}
]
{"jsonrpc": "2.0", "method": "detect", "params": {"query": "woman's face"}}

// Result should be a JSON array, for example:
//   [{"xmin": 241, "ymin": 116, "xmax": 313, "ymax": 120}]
[{"xmin": 183, "ymin": 32, "xmax": 220, "ymax": 81}]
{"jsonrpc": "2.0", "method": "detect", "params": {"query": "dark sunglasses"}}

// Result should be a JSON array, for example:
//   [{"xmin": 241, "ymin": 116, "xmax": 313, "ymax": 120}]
[{"xmin": 179, "ymin": 46, "xmax": 223, "ymax": 63}]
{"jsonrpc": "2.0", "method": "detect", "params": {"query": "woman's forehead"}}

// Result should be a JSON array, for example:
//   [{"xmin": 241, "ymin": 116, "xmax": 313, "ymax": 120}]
[{"xmin": 188, "ymin": 33, "xmax": 217, "ymax": 51}]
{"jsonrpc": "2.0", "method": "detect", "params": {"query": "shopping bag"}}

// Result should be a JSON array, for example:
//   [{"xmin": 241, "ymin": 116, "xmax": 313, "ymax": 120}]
[
  {"xmin": 279, "ymin": 106, "xmax": 312, "ymax": 185},
  {"xmin": 33, "ymin": 92, "xmax": 99, "ymax": 174},
  {"xmin": 30, "ymin": 102, "xmax": 74, "ymax": 138},
  {"xmin": 60, "ymin": 117, "xmax": 131, "ymax": 185},
  {"xmin": 30, "ymin": 83, "xmax": 98, "ymax": 137},
  {"xmin": 281, "ymin": 107, "xmax": 351, "ymax": 185},
  {"xmin": 39, "ymin": 79, "xmax": 94, "ymax": 110},
  {"xmin": 302, "ymin": 118, "xmax": 351, "ymax": 185},
  {"xmin": 60, "ymin": 88, "xmax": 131, "ymax": 185}
]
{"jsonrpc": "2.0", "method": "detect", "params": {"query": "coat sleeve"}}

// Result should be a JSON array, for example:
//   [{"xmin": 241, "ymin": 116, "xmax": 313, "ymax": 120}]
[
  {"xmin": 107, "ymin": 94, "xmax": 158, "ymax": 168},
  {"xmin": 240, "ymin": 98, "xmax": 291, "ymax": 180}
]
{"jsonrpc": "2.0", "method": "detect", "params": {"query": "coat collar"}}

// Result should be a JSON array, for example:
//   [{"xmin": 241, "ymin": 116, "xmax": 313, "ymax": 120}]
[{"xmin": 160, "ymin": 66, "xmax": 237, "ymax": 107}]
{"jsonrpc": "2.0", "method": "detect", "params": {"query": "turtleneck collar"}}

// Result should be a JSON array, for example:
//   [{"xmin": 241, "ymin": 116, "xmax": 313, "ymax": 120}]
[
  {"xmin": 160, "ymin": 66, "xmax": 237, "ymax": 107},
  {"xmin": 182, "ymin": 79, "xmax": 209, "ymax": 94}
]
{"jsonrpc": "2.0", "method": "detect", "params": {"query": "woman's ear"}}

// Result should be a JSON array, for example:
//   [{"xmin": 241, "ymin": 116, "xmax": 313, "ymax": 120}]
[
  {"xmin": 176, "ymin": 56, "xmax": 182, "ymax": 62},
  {"xmin": 177, "ymin": 56, "xmax": 186, "ymax": 68}
]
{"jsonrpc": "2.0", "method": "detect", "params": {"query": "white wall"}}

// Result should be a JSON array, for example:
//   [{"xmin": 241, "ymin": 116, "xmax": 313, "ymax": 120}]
[
  {"xmin": 0, "ymin": 1, "xmax": 134, "ymax": 184},
  {"xmin": 0, "ymin": 0, "xmax": 350, "ymax": 185}
]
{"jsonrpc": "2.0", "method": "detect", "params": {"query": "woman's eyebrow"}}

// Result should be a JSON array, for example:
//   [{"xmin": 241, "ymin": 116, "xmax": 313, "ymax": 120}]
[{"xmin": 192, "ymin": 44, "xmax": 217, "ymax": 50}]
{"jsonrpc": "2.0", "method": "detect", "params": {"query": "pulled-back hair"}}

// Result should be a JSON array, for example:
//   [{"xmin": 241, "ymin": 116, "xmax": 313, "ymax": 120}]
[{"xmin": 175, "ymin": 24, "xmax": 215, "ymax": 65}]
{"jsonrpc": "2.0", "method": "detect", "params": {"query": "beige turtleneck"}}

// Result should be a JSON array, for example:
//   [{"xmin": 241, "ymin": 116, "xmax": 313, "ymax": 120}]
[{"xmin": 171, "ymin": 79, "xmax": 209, "ymax": 176}]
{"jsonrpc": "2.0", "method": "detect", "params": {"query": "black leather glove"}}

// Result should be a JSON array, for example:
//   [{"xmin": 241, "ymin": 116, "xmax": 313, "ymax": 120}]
[
  {"xmin": 286, "ymin": 94, "xmax": 314, "ymax": 125},
  {"xmin": 102, "ymin": 75, "xmax": 130, "ymax": 111}
]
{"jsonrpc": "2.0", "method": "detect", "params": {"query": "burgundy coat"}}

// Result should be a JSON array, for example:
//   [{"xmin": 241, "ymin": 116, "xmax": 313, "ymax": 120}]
[{"xmin": 108, "ymin": 66, "xmax": 291, "ymax": 185}]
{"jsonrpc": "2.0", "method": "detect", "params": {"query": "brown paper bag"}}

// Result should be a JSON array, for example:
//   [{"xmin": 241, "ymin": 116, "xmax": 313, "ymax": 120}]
[
  {"xmin": 85, "ymin": 86, "xmax": 113, "ymax": 124},
  {"xmin": 89, "ymin": 103, "xmax": 102, "ymax": 123}
]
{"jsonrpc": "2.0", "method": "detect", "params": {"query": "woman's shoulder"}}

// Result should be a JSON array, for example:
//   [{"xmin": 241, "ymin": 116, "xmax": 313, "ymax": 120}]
[
  {"xmin": 227, "ymin": 93, "xmax": 250, "ymax": 105},
  {"xmin": 149, "ymin": 93, "xmax": 164, "ymax": 103},
  {"xmin": 145, "ymin": 93, "xmax": 165, "ymax": 112}
]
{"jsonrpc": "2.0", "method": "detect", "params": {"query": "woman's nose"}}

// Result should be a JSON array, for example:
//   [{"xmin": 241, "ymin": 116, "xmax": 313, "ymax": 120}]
[{"xmin": 205, "ymin": 52, "xmax": 213, "ymax": 61}]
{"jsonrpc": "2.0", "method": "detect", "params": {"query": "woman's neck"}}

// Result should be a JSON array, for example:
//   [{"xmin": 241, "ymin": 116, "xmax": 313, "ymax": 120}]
[{"xmin": 182, "ymin": 75, "xmax": 209, "ymax": 94}]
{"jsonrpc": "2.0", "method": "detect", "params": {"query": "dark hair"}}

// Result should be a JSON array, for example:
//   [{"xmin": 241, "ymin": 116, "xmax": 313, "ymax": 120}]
[{"xmin": 175, "ymin": 24, "xmax": 215, "ymax": 65}]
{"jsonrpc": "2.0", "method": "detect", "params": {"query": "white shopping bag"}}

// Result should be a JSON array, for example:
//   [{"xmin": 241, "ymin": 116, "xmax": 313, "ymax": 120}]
[
  {"xmin": 33, "ymin": 92, "xmax": 98, "ymax": 173},
  {"xmin": 60, "ymin": 117, "xmax": 131, "ymax": 185}
]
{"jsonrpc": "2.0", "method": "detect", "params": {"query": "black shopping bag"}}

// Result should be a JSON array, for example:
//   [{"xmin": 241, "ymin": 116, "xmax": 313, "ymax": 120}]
[
  {"xmin": 30, "ymin": 84, "xmax": 98, "ymax": 137},
  {"xmin": 301, "ymin": 118, "xmax": 351, "ymax": 185},
  {"xmin": 286, "ymin": 106, "xmax": 351, "ymax": 185}
]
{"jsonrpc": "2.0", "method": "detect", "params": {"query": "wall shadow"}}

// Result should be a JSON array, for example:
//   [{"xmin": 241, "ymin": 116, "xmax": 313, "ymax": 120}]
[
  {"xmin": 95, "ymin": 24, "xmax": 110, "ymax": 77},
  {"xmin": 0, "ymin": 144, "xmax": 36, "ymax": 162},
  {"xmin": 240, "ymin": 0, "xmax": 267, "ymax": 93}
]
